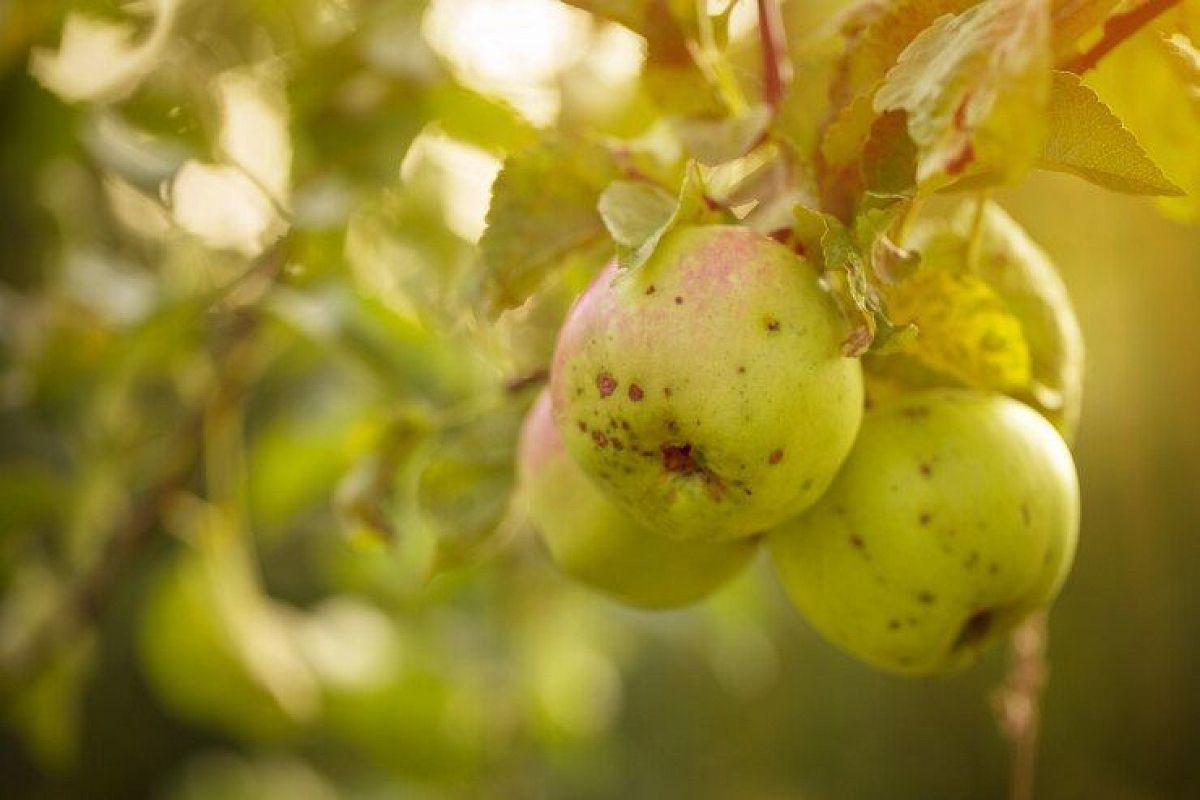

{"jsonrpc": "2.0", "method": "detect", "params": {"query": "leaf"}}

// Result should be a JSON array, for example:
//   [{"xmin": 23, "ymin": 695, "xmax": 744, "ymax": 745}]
[
  {"xmin": 883, "ymin": 264, "xmax": 1033, "ymax": 390},
  {"xmin": 671, "ymin": 105, "xmax": 772, "ymax": 166},
  {"xmin": 841, "ymin": 0, "xmax": 982, "ymax": 102},
  {"xmin": 1083, "ymin": 5, "xmax": 1200, "ymax": 222},
  {"xmin": 875, "ymin": 0, "xmax": 1052, "ymax": 188},
  {"xmin": 479, "ymin": 136, "xmax": 620, "ymax": 314},
  {"xmin": 617, "ymin": 161, "xmax": 729, "ymax": 272},
  {"xmin": 792, "ymin": 202, "xmax": 917, "ymax": 355},
  {"xmin": 862, "ymin": 110, "xmax": 919, "ymax": 197},
  {"xmin": 416, "ymin": 402, "xmax": 524, "ymax": 575},
  {"xmin": 597, "ymin": 180, "xmax": 678, "ymax": 248},
  {"xmin": 868, "ymin": 201, "xmax": 1084, "ymax": 437},
  {"xmin": 1038, "ymin": 71, "xmax": 1183, "ymax": 195}
]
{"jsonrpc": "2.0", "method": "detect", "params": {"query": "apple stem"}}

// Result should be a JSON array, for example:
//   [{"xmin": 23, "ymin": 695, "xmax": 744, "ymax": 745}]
[
  {"xmin": 756, "ymin": 0, "xmax": 792, "ymax": 112},
  {"xmin": 993, "ymin": 613, "xmax": 1049, "ymax": 800},
  {"xmin": 1062, "ymin": 0, "xmax": 1184, "ymax": 75}
]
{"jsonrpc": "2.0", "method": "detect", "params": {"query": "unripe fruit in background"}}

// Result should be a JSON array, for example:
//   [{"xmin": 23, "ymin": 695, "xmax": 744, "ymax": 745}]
[
  {"xmin": 518, "ymin": 390, "xmax": 756, "ymax": 609},
  {"xmin": 550, "ymin": 225, "xmax": 864, "ymax": 542},
  {"xmin": 769, "ymin": 389, "xmax": 1079, "ymax": 676}
]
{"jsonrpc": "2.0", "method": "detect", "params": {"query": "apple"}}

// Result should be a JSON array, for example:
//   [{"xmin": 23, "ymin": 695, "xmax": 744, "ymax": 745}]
[
  {"xmin": 518, "ymin": 390, "xmax": 755, "ymax": 609},
  {"xmin": 769, "ymin": 389, "xmax": 1079, "ymax": 675},
  {"xmin": 550, "ymin": 225, "xmax": 863, "ymax": 541}
]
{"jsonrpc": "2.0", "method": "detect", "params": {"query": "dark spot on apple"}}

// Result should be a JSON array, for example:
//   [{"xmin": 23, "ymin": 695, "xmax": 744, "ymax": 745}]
[
  {"xmin": 765, "ymin": 317, "xmax": 781, "ymax": 332},
  {"xmin": 645, "ymin": 284, "xmax": 656, "ymax": 295},
  {"xmin": 577, "ymin": 421, "xmax": 587, "ymax": 432},
  {"xmin": 674, "ymin": 295, "xmax": 683, "ymax": 305},
  {"xmin": 611, "ymin": 437, "xmax": 624, "ymax": 450},
  {"xmin": 918, "ymin": 512, "xmax": 932, "ymax": 526},
  {"xmin": 591, "ymin": 431, "xmax": 608, "ymax": 447},
  {"xmin": 737, "ymin": 365, "xmax": 746, "ymax": 374},
  {"xmin": 663, "ymin": 387, "xmax": 673, "ymax": 398},
  {"xmin": 902, "ymin": 405, "xmax": 930, "ymax": 419},
  {"xmin": 628, "ymin": 384, "xmax": 644, "ymax": 402},
  {"xmin": 917, "ymin": 590, "xmax": 935, "ymax": 605},
  {"xmin": 802, "ymin": 478, "xmax": 814, "ymax": 491},
  {"xmin": 661, "ymin": 444, "xmax": 697, "ymax": 475},
  {"xmin": 919, "ymin": 462, "xmax": 932, "ymax": 477},
  {"xmin": 887, "ymin": 619, "xmax": 901, "ymax": 631},
  {"xmin": 665, "ymin": 418, "xmax": 680, "ymax": 434},
  {"xmin": 849, "ymin": 534, "xmax": 865, "ymax": 550},
  {"xmin": 953, "ymin": 609, "xmax": 993, "ymax": 651},
  {"xmin": 596, "ymin": 372, "xmax": 617, "ymax": 397},
  {"xmin": 988, "ymin": 562, "xmax": 1000, "ymax": 576},
  {"xmin": 768, "ymin": 449, "xmax": 784, "ymax": 465},
  {"xmin": 964, "ymin": 551, "xmax": 979, "ymax": 569}
]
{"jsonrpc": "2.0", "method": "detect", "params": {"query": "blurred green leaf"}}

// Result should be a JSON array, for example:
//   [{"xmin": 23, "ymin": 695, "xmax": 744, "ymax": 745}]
[{"xmin": 480, "ymin": 135, "xmax": 620, "ymax": 314}]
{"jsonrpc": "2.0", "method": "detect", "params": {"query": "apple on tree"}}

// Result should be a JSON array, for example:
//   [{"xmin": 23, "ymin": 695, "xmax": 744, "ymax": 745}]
[
  {"xmin": 518, "ymin": 389, "xmax": 756, "ymax": 609},
  {"xmin": 549, "ymin": 224, "xmax": 864, "ymax": 542},
  {"xmin": 769, "ymin": 389, "xmax": 1080, "ymax": 675}
]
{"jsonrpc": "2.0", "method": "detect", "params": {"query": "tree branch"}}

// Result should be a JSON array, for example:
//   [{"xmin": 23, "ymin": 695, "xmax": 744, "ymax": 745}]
[
  {"xmin": 1063, "ymin": 0, "xmax": 1183, "ymax": 75},
  {"xmin": 756, "ymin": 0, "xmax": 793, "ymax": 111}
]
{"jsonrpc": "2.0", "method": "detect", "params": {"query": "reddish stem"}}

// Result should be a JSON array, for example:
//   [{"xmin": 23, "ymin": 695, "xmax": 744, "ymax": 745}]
[
  {"xmin": 1063, "ymin": 0, "xmax": 1183, "ymax": 74},
  {"xmin": 756, "ymin": 0, "xmax": 793, "ymax": 110}
]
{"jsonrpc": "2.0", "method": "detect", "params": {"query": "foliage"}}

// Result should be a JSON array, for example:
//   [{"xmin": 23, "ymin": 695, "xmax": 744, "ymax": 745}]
[{"xmin": 0, "ymin": 0, "xmax": 1197, "ymax": 797}]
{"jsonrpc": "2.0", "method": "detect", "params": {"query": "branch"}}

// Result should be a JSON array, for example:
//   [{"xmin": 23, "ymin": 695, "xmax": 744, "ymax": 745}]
[
  {"xmin": 756, "ymin": 0, "xmax": 793, "ymax": 111},
  {"xmin": 992, "ymin": 613, "xmax": 1049, "ymax": 800},
  {"xmin": 1063, "ymin": 0, "xmax": 1183, "ymax": 75}
]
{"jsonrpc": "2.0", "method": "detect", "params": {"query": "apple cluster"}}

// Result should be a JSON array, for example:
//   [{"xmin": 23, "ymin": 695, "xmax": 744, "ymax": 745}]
[{"xmin": 517, "ymin": 224, "xmax": 1080, "ymax": 676}]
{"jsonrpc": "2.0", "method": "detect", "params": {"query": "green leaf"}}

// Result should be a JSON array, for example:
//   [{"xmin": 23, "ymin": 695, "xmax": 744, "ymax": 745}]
[
  {"xmin": 597, "ymin": 180, "xmax": 678, "ymax": 249},
  {"xmin": 617, "ymin": 161, "xmax": 729, "ymax": 272},
  {"xmin": 670, "ymin": 105, "xmax": 772, "ymax": 166},
  {"xmin": 1038, "ymin": 71, "xmax": 1183, "ymax": 196},
  {"xmin": 791, "ymin": 202, "xmax": 917, "ymax": 355},
  {"xmin": 416, "ymin": 402, "xmax": 524, "ymax": 575},
  {"xmin": 875, "ymin": 0, "xmax": 1052, "ymax": 188},
  {"xmin": 479, "ymin": 136, "xmax": 620, "ymax": 314}
]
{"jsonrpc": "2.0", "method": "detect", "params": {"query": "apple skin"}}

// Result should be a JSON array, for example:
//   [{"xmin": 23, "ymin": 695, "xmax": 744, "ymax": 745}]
[
  {"xmin": 768, "ymin": 389, "xmax": 1079, "ymax": 676},
  {"xmin": 549, "ymin": 225, "xmax": 864, "ymax": 542},
  {"xmin": 518, "ymin": 391, "xmax": 756, "ymax": 609}
]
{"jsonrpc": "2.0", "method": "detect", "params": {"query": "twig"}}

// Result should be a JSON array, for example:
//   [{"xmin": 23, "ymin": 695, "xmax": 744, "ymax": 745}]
[
  {"xmin": 504, "ymin": 368, "xmax": 549, "ymax": 394},
  {"xmin": 756, "ymin": 0, "xmax": 793, "ymax": 112},
  {"xmin": 992, "ymin": 613, "xmax": 1049, "ymax": 800},
  {"xmin": 1063, "ymin": 0, "xmax": 1183, "ymax": 74}
]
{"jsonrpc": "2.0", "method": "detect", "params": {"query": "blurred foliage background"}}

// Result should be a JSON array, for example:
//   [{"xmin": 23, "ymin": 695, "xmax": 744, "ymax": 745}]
[{"xmin": 0, "ymin": 0, "xmax": 1197, "ymax": 798}]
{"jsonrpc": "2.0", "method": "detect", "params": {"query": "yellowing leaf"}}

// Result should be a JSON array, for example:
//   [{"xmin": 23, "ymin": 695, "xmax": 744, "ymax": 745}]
[
  {"xmin": 885, "ymin": 268, "xmax": 1032, "ymax": 390},
  {"xmin": 1039, "ymin": 71, "xmax": 1183, "ymax": 195},
  {"xmin": 870, "ymin": 201, "xmax": 1084, "ymax": 437},
  {"xmin": 875, "ymin": 0, "xmax": 1052, "ymax": 187},
  {"xmin": 842, "ymin": 0, "xmax": 981, "ymax": 101},
  {"xmin": 1084, "ymin": 4, "xmax": 1200, "ymax": 221},
  {"xmin": 480, "ymin": 136, "xmax": 619, "ymax": 314}
]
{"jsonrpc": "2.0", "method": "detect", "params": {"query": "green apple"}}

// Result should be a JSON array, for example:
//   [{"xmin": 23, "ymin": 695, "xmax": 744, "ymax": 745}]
[
  {"xmin": 519, "ymin": 390, "xmax": 755, "ymax": 609},
  {"xmin": 549, "ymin": 225, "xmax": 863, "ymax": 541},
  {"xmin": 769, "ymin": 389, "xmax": 1079, "ymax": 676}
]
